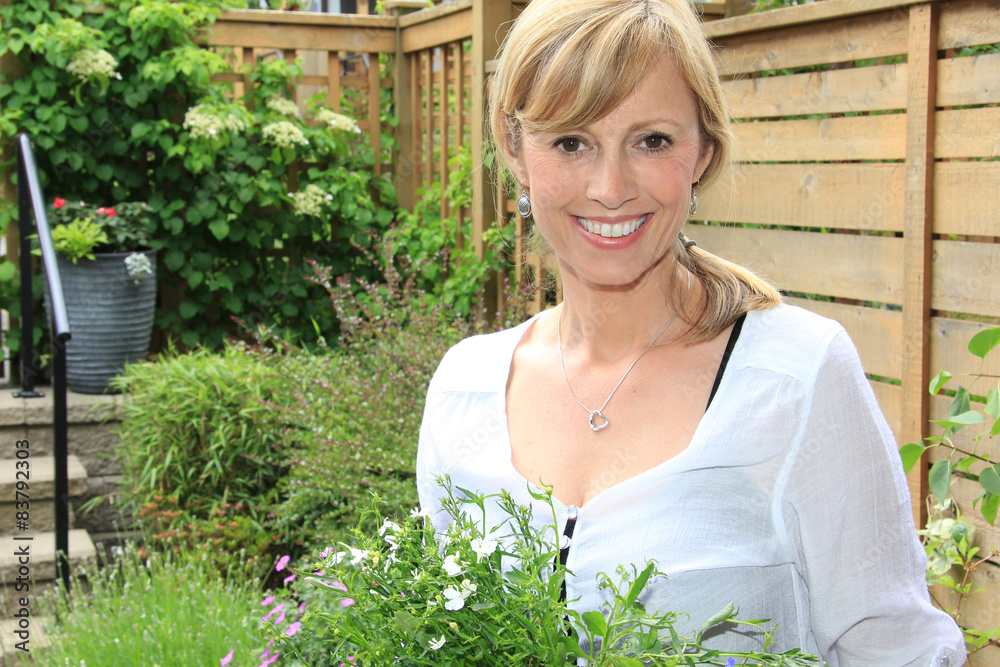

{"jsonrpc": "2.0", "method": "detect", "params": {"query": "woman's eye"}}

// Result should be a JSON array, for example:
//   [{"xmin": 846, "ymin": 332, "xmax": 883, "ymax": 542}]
[
  {"xmin": 642, "ymin": 134, "xmax": 672, "ymax": 150},
  {"xmin": 555, "ymin": 137, "xmax": 582, "ymax": 152}
]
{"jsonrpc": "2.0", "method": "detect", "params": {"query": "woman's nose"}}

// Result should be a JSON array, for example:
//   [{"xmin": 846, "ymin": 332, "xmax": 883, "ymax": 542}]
[{"xmin": 585, "ymin": 151, "xmax": 639, "ymax": 210}]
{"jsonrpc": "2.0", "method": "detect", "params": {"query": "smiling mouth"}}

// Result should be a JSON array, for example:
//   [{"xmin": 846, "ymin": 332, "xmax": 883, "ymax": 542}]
[{"xmin": 576, "ymin": 215, "xmax": 648, "ymax": 238}]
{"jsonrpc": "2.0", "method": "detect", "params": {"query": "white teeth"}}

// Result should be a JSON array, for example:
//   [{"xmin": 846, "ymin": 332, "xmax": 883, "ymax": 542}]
[{"xmin": 578, "ymin": 215, "xmax": 647, "ymax": 238}]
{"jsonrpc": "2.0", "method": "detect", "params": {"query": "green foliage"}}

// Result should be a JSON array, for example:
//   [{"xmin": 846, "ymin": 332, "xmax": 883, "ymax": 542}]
[
  {"xmin": 48, "ymin": 216, "xmax": 109, "ymax": 262},
  {"xmin": 391, "ymin": 147, "xmax": 516, "ymax": 317},
  {"xmin": 267, "ymin": 482, "xmax": 822, "ymax": 666},
  {"xmin": 112, "ymin": 344, "xmax": 288, "ymax": 533},
  {"xmin": 899, "ymin": 326, "xmax": 1000, "ymax": 655},
  {"xmin": 0, "ymin": 0, "xmax": 397, "ymax": 359},
  {"xmin": 257, "ymin": 240, "xmax": 529, "ymax": 549},
  {"xmin": 15, "ymin": 540, "xmax": 264, "ymax": 667}
]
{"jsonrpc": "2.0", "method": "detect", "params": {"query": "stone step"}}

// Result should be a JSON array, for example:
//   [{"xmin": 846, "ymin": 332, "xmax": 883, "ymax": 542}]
[
  {"xmin": 0, "ymin": 615, "xmax": 53, "ymax": 656},
  {"xmin": 0, "ymin": 455, "xmax": 88, "ymax": 536},
  {"xmin": 0, "ymin": 530, "xmax": 97, "ymax": 585}
]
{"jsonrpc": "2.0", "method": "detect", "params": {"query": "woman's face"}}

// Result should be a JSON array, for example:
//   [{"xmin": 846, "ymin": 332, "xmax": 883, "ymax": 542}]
[{"xmin": 508, "ymin": 53, "xmax": 714, "ymax": 290}]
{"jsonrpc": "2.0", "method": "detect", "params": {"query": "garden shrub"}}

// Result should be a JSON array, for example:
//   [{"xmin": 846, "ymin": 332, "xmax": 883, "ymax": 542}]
[{"xmin": 113, "ymin": 344, "xmax": 289, "ymax": 572}]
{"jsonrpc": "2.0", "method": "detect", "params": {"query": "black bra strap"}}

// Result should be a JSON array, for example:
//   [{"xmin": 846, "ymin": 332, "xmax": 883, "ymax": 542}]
[{"xmin": 706, "ymin": 312, "xmax": 746, "ymax": 411}]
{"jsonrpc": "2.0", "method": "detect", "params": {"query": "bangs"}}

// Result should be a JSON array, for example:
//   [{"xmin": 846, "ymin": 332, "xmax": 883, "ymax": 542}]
[{"xmin": 513, "ymin": 7, "xmax": 672, "ymax": 134}]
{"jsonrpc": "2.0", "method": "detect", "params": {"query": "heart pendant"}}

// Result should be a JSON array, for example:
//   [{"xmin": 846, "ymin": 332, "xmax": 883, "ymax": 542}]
[{"xmin": 589, "ymin": 411, "xmax": 609, "ymax": 432}]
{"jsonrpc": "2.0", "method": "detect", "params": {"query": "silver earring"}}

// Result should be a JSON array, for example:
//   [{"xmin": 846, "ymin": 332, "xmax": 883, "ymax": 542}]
[
  {"xmin": 689, "ymin": 179, "xmax": 700, "ymax": 217},
  {"xmin": 516, "ymin": 186, "xmax": 532, "ymax": 218}
]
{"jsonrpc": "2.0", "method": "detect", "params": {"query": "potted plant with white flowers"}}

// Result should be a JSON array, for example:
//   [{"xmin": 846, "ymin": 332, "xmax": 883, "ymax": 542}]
[{"xmin": 44, "ymin": 197, "xmax": 157, "ymax": 394}]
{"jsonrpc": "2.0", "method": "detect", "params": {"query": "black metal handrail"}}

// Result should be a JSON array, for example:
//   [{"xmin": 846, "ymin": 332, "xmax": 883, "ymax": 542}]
[{"xmin": 13, "ymin": 132, "xmax": 72, "ymax": 592}]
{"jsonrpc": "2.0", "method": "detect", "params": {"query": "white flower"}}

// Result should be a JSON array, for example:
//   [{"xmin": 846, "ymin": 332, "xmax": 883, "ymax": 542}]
[
  {"xmin": 266, "ymin": 94, "xmax": 300, "ymax": 117},
  {"xmin": 262, "ymin": 120, "xmax": 309, "ymax": 148},
  {"xmin": 442, "ymin": 553, "xmax": 463, "ymax": 577},
  {"xmin": 348, "ymin": 547, "xmax": 368, "ymax": 566},
  {"xmin": 470, "ymin": 537, "xmax": 498, "ymax": 561},
  {"xmin": 314, "ymin": 107, "xmax": 362, "ymax": 133},
  {"xmin": 183, "ymin": 104, "xmax": 247, "ymax": 139},
  {"xmin": 442, "ymin": 586, "xmax": 465, "ymax": 611},
  {"xmin": 459, "ymin": 579, "xmax": 477, "ymax": 598},
  {"xmin": 429, "ymin": 635, "xmax": 446, "ymax": 650},
  {"xmin": 66, "ymin": 48, "xmax": 118, "ymax": 82},
  {"xmin": 410, "ymin": 507, "xmax": 429, "ymax": 519},
  {"xmin": 289, "ymin": 184, "xmax": 328, "ymax": 218},
  {"xmin": 125, "ymin": 252, "xmax": 153, "ymax": 280},
  {"xmin": 379, "ymin": 519, "xmax": 401, "ymax": 535}
]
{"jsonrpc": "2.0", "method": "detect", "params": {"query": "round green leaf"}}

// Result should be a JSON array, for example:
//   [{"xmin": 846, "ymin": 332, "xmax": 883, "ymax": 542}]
[{"xmin": 968, "ymin": 327, "xmax": 1000, "ymax": 359}]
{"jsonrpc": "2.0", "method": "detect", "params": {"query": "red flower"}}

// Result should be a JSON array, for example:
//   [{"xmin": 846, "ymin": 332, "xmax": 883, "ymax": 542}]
[
  {"xmin": 97, "ymin": 207, "xmax": 117, "ymax": 217},
  {"xmin": 53, "ymin": 197, "xmax": 66, "ymax": 209}
]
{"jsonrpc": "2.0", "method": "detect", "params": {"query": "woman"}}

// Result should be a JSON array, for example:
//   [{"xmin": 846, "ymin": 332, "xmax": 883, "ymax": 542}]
[{"xmin": 417, "ymin": 0, "xmax": 966, "ymax": 663}]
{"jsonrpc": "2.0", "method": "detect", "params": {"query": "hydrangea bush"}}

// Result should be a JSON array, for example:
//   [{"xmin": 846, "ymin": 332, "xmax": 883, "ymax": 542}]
[{"xmin": 0, "ymin": 0, "xmax": 401, "ymax": 361}]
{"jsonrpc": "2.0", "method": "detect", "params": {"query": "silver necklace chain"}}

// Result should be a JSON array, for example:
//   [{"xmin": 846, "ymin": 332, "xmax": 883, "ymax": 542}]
[{"xmin": 557, "ymin": 271, "xmax": 692, "ymax": 433}]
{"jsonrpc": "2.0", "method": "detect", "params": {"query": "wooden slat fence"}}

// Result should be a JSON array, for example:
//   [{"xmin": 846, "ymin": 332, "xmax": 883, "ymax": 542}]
[{"xmin": 695, "ymin": 1, "xmax": 1000, "ymax": 654}]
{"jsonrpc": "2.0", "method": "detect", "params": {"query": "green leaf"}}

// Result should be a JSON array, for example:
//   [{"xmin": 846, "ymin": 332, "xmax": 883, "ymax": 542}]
[
  {"xmin": 699, "ymin": 602, "xmax": 737, "ymax": 635},
  {"xmin": 949, "ymin": 387, "xmax": 971, "ymax": 418},
  {"xmin": 898, "ymin": 443, "xmax": 928, "ymax": 474},
  {"xmin": 931, "ymin": 411, "xmax": 983, "ymax": 430},
  {"xmin": 980, "ymin": 463, "xmax": 1000, "ymax": 496},
  {"xmin": 968, "ymin": 328, "xmax": 1000, "ymax": 359},
  {"xmin": 581, "ymin": 611, "xmax": 606, "ymax": 639},
  {"xmin": 69, "ymin": 115, "xmax": 88, "ymax": 133},
  {"xmin": 37, "ymin": 80, "xmax": 56, "ymax": 99},
  {"xmin": 179, "ymin": 301, "xmax": 200, "ymax": 319},
  {"xmin": 625, "ymin": 561, "xmax": 656, "ymax": 608},
  {"xmin": 614, "ymin": 659, "xmax": 644, "ymax": 667},
  {"xmin": 929, "ymin": 459, "xmax": 952, "ymax": 504},
  {"xmin": 957, "ymin": 456, "xmax": 977, "ymax": 473},
  {"xmin": 164, "ymin": 249, "xmax": 185, "ymax": 272},
  {"xmin": 95, "ymin": 164, "xmax": 113, "ymax": 181},
  {"xmin": 187, "ymin": 271, "xmax": 204, "ymax": 289},
  {"xmin": 992, "ymin": 416, "xmax": 1000, "ymax": 438},
  {"xmin": 981, "ymin": 492, "xmax": 999, "ymax": 526},
  {"xmin": 208, "ymin": 219, "xmax": 229, "ymax": 241},
  {"xmin": 987, "ymin": 389, "xmax": 1000, "ymax": 421},
  {"xmin": 929, "ymin": 371, "xmax": 953, "ymax": 395}
]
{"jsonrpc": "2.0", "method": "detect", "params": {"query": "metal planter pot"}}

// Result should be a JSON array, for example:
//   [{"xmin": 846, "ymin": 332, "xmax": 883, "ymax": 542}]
[{"xmin": 46, "ymin": 248, "xmax": 157, "ymax": 394}]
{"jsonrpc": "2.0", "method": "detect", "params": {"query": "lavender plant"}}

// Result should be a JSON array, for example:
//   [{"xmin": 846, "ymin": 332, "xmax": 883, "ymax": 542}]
[{"xmin": 265, "ymin": 479, "xmax": 823, "ymax": 666}]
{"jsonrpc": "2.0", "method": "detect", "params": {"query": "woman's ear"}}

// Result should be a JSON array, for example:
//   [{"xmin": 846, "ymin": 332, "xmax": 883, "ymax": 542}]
[{"xmin": 695, "ymin": 139, "xmax": 716, "ymax": 183}]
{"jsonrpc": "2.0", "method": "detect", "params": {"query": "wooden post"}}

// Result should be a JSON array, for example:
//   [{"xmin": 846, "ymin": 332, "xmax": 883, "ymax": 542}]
[
  {"xmin": 368, "ymin": 51, "xmax": 382, "ymax": 177},
  {"xmin": 424, "ymin": 49, "xmax": 434, "ymax": 189},
  {"xmin": 328, "ymin": 50, "xmax": 341, "ymax": 112},
  {"xmin": 471, "ymin": 0, "xmax": 511, "ymax": 311},
  {"xmin": 901, "ymin": 2, "xmax": 938, "ymax": 529},
  {"xmin": 393, "ymin": 32, "xmax": 415, "ymax": 210},
  {"xmin": 439, "ymin": 43, "xmax": 451, "ymax": 222}
]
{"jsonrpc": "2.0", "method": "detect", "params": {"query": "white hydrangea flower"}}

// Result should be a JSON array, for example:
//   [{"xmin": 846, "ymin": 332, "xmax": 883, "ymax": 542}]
[
  {"xmin": 183, "ymin": 105, "xmax": 247, "ymax": 139},
  {"xmin": 124, "ymin": 252, "xmax": 153, "ymax": 280},
  {"xmin": 266, "ymin": 95, "xmax": 300, "ymax": 118},
  {"xmin": 315, "ymin": 107, "xmax": 361, "ymax": 134},
  {"xmin": 66, "ymin": 48, "xmax": 119, "ymax": 82},
  {"xmin": 262, "ymin": 120, "xmax": 309, "ymax": 148},
  {"xmin": 289, "ymin": 184, "xmax": 328, "ymax": 218}
]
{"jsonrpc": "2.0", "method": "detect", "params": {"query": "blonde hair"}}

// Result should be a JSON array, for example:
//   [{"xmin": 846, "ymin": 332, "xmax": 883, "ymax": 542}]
[{"xmin": 489, "ymin": 0, "xmax": 780, "ymax": 341}]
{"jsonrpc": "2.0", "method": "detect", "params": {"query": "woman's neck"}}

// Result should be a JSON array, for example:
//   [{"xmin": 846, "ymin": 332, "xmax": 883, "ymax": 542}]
[{"xmin": 555, "ymin": 257, "xmax": 696, "ymax": 366}]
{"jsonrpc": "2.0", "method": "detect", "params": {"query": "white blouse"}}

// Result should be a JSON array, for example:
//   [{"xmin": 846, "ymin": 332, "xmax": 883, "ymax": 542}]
[{"xmin": 417, "ymin": 303, "xmax": 966, "ymax": 666}]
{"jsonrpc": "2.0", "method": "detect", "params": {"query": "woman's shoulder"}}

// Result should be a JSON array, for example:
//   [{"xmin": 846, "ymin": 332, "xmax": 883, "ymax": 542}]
[
  {"xmin": 430, "ymin": 312, "xmax": 543, "ymax": 394},
  {"xmin": 737, "ymin": 302, "xmax": 855, "ymax": 382}
]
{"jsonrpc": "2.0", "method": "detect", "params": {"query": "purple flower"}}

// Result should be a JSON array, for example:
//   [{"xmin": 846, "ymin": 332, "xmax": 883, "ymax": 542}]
[
  {"xmin": 260, "ymin": 595, "xmax": 275, "ymax": 607},
  {"xmin": 726, "ymin": 659, "xmax": 736, "ymax": 667},
  {"xmin": 220, "ymin": 649, "xmax": 234, "ymax": 665},
  {"xmin": 286, "ymin": 621, "xmax": 302, "ymax": 637},
  {"xmin": 341, "ymin": 598, "xmax": 355, "ymax": 607},
  {"xmin": 283, "ymin": 573, "xmax": 297, "ymax": 584},
  {"xmin": 275, "ymin": 555, "xmax": 291, "ymax": 571}
]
